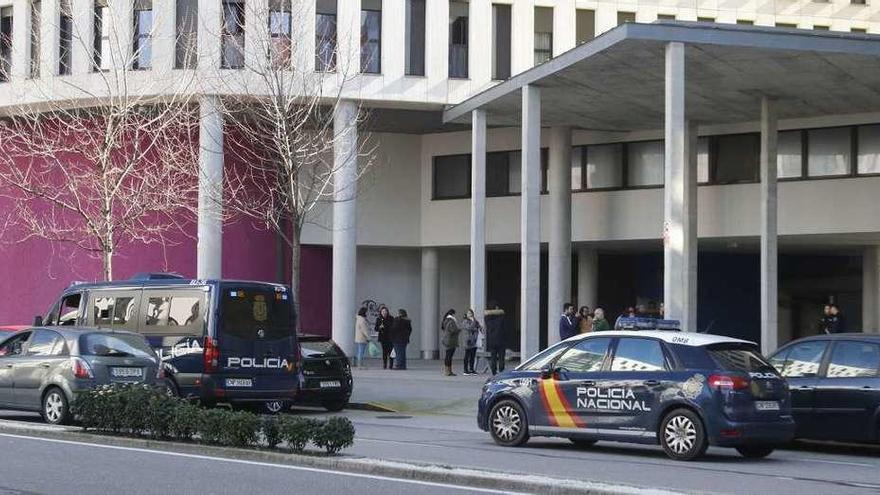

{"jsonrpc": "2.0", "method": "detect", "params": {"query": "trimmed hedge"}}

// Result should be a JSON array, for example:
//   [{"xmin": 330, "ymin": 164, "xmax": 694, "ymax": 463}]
[{"xmin": 72, "ymin": 384, "xmax": 355, "ymax": 454}]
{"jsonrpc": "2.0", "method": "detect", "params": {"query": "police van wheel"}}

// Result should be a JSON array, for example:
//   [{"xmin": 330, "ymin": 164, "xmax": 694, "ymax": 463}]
[
  {"xmin": 660, "ymin": 409, "xmax": 708, "ymax": 461},
  {"xmin": 569, "ymin": 438, "xmax": 598, "ymax": 448},
  {"xmin": 735, "ymin": 445, "xmax": 775, "ymax": 458},
  {"xmin": 489, "ymin": 400, "xmax": 529, "ymax": 447}
]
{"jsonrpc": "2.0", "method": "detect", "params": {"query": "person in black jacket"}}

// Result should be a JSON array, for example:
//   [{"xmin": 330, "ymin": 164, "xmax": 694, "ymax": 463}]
[
  {"xmin": 375, "ymin": 306, "xmax": 395, "ymax": 369},
  {"xmin": 391, "ymin": 309, "xmax": 412, "ymax": 370},
  {"xmin": 484, "ymin": 301, "xmax": 507, "ymax": 375}
]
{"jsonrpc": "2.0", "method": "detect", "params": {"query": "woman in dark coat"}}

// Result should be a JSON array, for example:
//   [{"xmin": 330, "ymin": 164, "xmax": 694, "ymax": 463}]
[
  {"xmin": 483, "ymin": 301, "xmax": 506, "ymax": 375},
  {"xmin": 375, "ymin": 306, "xmax": 395, "ymax": 369},
  {"xmin": 391, "ymin": 309, "xmax": 412, "ymax": 370}
]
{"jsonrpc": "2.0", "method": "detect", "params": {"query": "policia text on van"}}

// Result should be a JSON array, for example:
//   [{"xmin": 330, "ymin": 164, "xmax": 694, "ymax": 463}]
[{"xmin": 39, "ymin": 273, "xmax": 302, "ymax": 413}]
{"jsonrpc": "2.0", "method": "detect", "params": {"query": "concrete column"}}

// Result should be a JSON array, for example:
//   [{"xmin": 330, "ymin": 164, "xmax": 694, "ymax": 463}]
[
  {"xmin": 470, "ymin": 109, "xmax": 487, "ymax": 323},
  {"xmin": 198, "ymin": 0, "xmax": 222, "ymax": 70},
  {"xmin": 760, "ymin": 96, "xmax": 779, "ymax": 354},
  {"xmin": 421, "ymin": 248, "xmax": 440, "ymax": 359},
  {"xmin": 331, "ymin": 100, "xmax": 359, "ymax": 356},
  {"xmin": 153, "ymin": 0, "xmax": 177, "ymax": 71},
  {"xmin": 577, "ymin": 248, "xmax": 598, "ymax": 310},
  {"xmin": 10, "ymin": 0, "xmax": 28, "ymax": 81},
  {"xmin": 663, "ymin": 42, "xmax": 697, "ymax": 332},
  {"xmin": 547, "ymin": 126, "xmax": 572, "ymax": 346},
  {"xmin": 335, "ymin": 0, "xmax": 361, "ymax": 76},
  {"xmin": 521, "ymin": 85, "xmax": 541, "ymax": 358},
  {"xmin": 197, "ymin": 95, "xmax": 224, "ymax": 280},
  {"xmin": 862, "ymin": 246, "xmax": 880, "ymax": 333}
]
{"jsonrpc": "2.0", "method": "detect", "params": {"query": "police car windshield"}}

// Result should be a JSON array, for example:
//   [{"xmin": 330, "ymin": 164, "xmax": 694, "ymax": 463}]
[
  {"xmin": 517, "ymin": 341, "xmax": 570, "ymax": 371},
  {"xmin": 707, "ymin": 344, "xmax": 774, "ymax": 373},
  {"xmin": 220, "ymin": 288, "xmax": 294, "ymax": 340}
]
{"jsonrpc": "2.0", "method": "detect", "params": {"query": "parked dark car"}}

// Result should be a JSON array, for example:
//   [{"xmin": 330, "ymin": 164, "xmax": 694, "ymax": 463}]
[
  {"xmin": 0, "ymin": 327, "xmax": 163, "ymax": 425},
  {"xmin": 769, "ymin": 333, "xmax": 880, "ymax": 444},
  {"xmin": 39, "ymin": 274, "xmax": 302, "ymax": 414},
  {"xmin": 295, "ymin": 335, "xmax": 352, "ymax": 412}
]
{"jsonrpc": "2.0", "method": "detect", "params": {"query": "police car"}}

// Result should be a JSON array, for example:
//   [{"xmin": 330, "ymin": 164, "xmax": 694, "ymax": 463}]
[{"xmin": 478, "ymin": 319, "xmax": 795, "ymax": 461}]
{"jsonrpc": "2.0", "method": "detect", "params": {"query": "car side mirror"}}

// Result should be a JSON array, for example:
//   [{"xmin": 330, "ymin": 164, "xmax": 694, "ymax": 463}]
[
  {"xmin": 33, "ymin": 315, "xmax": 43, "ymax": 326},
  {"xmin": 540, "ymin": 365, "xmax": 555, "ymax": 380}
]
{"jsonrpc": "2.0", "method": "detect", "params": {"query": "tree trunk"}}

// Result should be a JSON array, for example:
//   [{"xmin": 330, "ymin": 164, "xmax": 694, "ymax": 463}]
[
  {"xmin": 102, "ymin": 247, "xmax": 113, "ymax": 281},
  {"xmin": 290, "ymin": 225, "xmax": 302, "ymax": 333}
]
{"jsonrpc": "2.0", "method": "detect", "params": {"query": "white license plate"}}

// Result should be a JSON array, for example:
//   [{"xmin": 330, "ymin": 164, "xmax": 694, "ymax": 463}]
[
  {"xmin": 755, "ymin": 401, "xmax": 780, "ymax": 411},
  {"xmin": 225, "ymin": 378, "xmax": 253, "ymax": 388},
  {"xmin": 111, "ymin": 367, "xmax": 143, "ymax": 378},
  {"xmin": 319, "ymin": 380, "xmax": 341, "ymax": 388}
]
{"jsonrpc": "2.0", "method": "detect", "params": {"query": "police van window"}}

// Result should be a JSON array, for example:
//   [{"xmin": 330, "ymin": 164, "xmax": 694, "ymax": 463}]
[
  {"xmin": 611, "ymin": 338, "xmax": 666, "ymax": 372},
  {"xmin": 518, "ymin": 341, "xmax": 569, "ymax": 371},
  {"xmin": 778, "ymin": 340, "xmax": 828, "ymax": 377},
  {"xmin": 27, "ymin": 330, "xmax": 65, "ymax": 357},
  {"xmin": 143, "ymin": 292, "xmax": 205, "ymax": 337},
  {"xmin": 0, "ymin": 332, "xmax": 30, "ymax": 357},
  {"xmin": 50, "ymin": 293, "xmax": 81, "ymax": 326},
  {"xmin": 220, "ymin": 287, "xmax": 293, "ymax": 340},
  {"xmin": 92, "ymin": 295, "xmax": 137, "ymax": 328},
  {"xmin": 708, "ymin": 344, "xmax": 775, "ymax": 373},
  {"xmin": 826, "ymin": 341, "xmax": 880, "ymax": 378},
  {"xmin": 555, "ymin": 338, "xmax": 611, "ymax": 373}
]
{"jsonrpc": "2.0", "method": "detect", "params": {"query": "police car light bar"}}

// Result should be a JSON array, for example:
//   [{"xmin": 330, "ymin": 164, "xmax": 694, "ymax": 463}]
[{"xmin": 615, "ymin": 317, "xmax": 682, "ymax": 331}]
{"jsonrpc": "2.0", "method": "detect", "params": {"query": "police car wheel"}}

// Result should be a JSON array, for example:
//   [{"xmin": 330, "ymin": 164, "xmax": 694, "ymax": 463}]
[
  {"xmin": 569, "ymin": 438, "xmax": 598, "ymax": 448},
  {"xmin": 489, "ymin": 400, "xmax": 529, "ymax": 447},
  {"xmin": 263, "ymin": 401, "xmax": 288, "ymax": 414},
  {"xmin": 735, "ymin": 445, "xmax": 775, "ymax": 458},
  {"xmin": 660, "ymin": 409, "xmax": 708, "ymax": 461}
]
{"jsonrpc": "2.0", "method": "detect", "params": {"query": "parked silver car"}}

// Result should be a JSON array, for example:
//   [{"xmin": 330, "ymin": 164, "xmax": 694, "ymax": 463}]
[{"xmin": 0, "ymin": 327, "xmax": 163, "ymax": 424}]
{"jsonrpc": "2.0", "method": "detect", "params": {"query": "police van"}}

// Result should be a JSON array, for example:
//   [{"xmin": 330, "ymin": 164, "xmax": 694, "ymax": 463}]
[
  {"xmin": 478, "ymin": 319, "xmax": 795, "ymax": 460},
  {"xmin": 39, "ymin": 273, "xmax": 301, "ymax": 413}
]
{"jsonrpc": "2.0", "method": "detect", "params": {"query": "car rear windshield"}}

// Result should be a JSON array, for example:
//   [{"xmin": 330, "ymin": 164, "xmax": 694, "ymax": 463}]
[
  {"xmin": 708, "ymin": 344, "xmax": 775, "ymax": 373},
  {"xmin": 80, "ymin": 333, "xmax": 155, "ymax": 359},
  {"xmin": 301, "ymin": 340, "xmax": 342, "ymax": 358},
  {"xmin": 220, "ymin": 287, "xmax": 294, "ymax": 340}
]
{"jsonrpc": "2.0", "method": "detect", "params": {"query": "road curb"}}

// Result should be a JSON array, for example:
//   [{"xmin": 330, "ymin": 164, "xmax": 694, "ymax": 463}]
[
  {"xmin": 0, "ymin": 421, "xmax": 685, "ymax": 495},
  {"xmin": 346, "ymin": 402, "xmax": 398, "ymax": 413}
]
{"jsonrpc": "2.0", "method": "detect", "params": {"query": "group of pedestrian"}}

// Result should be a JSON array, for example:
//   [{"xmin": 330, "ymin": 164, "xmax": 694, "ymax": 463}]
[
  {"xmin": 354, "ymin": 305, "xmax": 413, "ymax": 370},
  {"xmin": 558, "ymin": 303, "xmax": 610, "ymax": 341},
  {"xmin": 819, "ymin": 303, "xmax": 847, "ymax": 334},
  {"xmin": 440, "ymin": 301, "xmax": 509, "ymax": 377}
]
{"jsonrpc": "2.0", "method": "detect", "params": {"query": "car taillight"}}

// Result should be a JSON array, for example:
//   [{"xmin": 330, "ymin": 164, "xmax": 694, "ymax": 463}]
[
  {"xmin": 71, "ymin": 357, "xmax": 94, "ymax": 379},
  {"xmin": 204, "ymin": 336, "xmax": 219, "ymax": 373},
  {"xmin": 708, "ymin": 374, "xmax": 750, "ymax": 390},
  {"xmin": 156, "ymin": 365, "xmax": 165, "ymax": 380}
]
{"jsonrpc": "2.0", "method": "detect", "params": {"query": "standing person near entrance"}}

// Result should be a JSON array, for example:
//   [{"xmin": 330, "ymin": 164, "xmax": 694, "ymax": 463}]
[
  {"xmin": 559, "ymin": 303, "xmax": 577, "ymax": 341},
  {"xmin": 819, "ymin": 304, "xmax": 834, "ymax": 334},
  {"xmin": 484, "ymin": 301, "xmax": 507, "ymax": 375},
  {"xmin": 354, "ymin": 307, "xmax": 370, "ymax": 369},
  {"xmin": 375, "ymin": 306, "xmax": 395, "ymax": 369},
  {"xmin": 577, "ymin": 306, "xmax": 593, "ymax": 334},
  {"xmin": 592, "ymin": 307, "xmax": 611, "ymax": 331},
  {"xmin": 391, "ymin": 309, "xmax": 412, "ymax": 370},
  {"xmin": 441, "ymin": 309, "xmax": 461, "ymax": 376},
  {"xmin": 461, "ymin": 309, "xmax": 481, "ymax": 375},
  {"xmin": 829, "ymin": 304, "xmax": 847, "ymax": 333}
]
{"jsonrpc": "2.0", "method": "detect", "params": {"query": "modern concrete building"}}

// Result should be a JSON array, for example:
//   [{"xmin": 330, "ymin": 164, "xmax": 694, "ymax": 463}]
[{"xmin": 1, "ymin": 0, "xmax": 880, "ymax": 359}]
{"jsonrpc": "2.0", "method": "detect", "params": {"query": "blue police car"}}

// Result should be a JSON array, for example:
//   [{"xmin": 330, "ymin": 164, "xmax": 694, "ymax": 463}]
[{"xmin": 478, "ymin": 320, "xmax": 795, "ymax": 460}]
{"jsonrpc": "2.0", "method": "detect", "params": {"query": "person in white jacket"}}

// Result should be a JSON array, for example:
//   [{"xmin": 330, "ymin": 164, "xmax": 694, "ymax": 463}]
[{"xmin": 355, "ymin": 307, "xmax": 371, "ymax": 368}]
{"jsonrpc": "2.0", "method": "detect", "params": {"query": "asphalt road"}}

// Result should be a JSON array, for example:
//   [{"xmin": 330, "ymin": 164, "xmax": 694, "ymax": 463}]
[{"xmin": 0, "ymin": 432, "xmax": 515, "ymax": 495}]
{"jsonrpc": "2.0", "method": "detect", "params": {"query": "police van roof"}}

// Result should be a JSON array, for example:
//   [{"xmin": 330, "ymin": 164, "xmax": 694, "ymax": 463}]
[
  {"xmin": 570, "ymin": 330, "xmax": 756, "ymax": 347},
  {"xmin": 66, "ymin": 275, "xmax": 288, "ymax": 291}
]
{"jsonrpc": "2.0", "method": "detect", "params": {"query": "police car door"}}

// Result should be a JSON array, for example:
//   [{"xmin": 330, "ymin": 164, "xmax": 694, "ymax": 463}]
[
  {"xmin": 598, "ymin": 337, "xmax": 670, "ymax": 435},
  {"xmin": 537, "ymin": 337, "xmax": 612, "ymax": 432}
]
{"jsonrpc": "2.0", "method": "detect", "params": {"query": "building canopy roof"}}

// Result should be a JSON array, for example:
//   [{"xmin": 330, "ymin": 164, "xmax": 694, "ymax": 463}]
[{"xmin": 443, "ymin": 22, "xmax": 880, "ymax": 131}]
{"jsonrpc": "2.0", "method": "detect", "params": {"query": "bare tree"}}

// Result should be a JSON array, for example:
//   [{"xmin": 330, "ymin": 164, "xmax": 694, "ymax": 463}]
[
  {"xmin": 216, "ymin": 0, "xmax": 377, "ymax": 324},
  {"xmin": 0, "ymin": 4, "xmax": 200, "ymax": 281}
]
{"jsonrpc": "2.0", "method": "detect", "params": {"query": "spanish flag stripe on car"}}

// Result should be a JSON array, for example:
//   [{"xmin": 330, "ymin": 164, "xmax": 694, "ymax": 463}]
[{"xmin": 539, "ymin": 379, "xmax": 585, "ymax": 428}]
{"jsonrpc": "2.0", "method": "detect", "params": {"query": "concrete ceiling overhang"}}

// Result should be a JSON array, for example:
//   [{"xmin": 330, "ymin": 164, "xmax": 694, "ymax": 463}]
[{"xmin": 443, "ymin": 22, "xmax": 880, "ymax": 131}]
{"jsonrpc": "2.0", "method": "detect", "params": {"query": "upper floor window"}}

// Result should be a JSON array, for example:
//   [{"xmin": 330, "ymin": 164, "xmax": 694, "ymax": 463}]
[
  {"xmin": 778, "ymin": 131, "xmax": 803, "ymax": 179},
  {"xmin": 575, "ymin": 9, "xmax": 595, "ymax": 44},
  {"xmin": 360, "ymin": 0, "xmax": 381, "ymax": 73},
  {"xmin": 808, "ymin": 127, "xmax": 851, "ymax": 177},
  {"xmin": 315, "ymin": 0, "xmax": 336, "ymax": 72},
  {"xmin": 858, "ymin": 125, "xmax": 880, "ymax": 175},
  {"xmin": 132, "ymin": 0, "xmax": 153, "ymax": 70},
  {"xmin": 433, "ymin": 154, "xmax": 470, "ymax": 199},
  {"xmin": 222, "ymin": 0, "xmax": 245, "ymax": 69},
  {"xmin": 93, "ymin": 0, "xmax": 111, "ymax": 71},
  {"xmin": 30, "ymin": 1, "xmax": 41, "ymax": 78},
  {"xmin": 404, "ymin": 0, "xmax": 425, "ymax": 76},
  {"xmin": 617, "ymin": 11, "xmax": 635, "ymax": 25},
  {"xmin": 448, "ymin": 1, "xmax": 468, "ymax": 78},
  {"xmin": 714, "ymin": 133, "xmax": 759, "ymax": 184},
  {"xmin": 491, "ymin": 4, "xmax": 511, "ymax": 80},
  {"xmin": 58, "ymin": 0, "xmax": 72, "ymax": 75},
  {"xmin": 487, "ymin": 149, "xmax": 548, "ymax": 196},
  {"xmin": 269, "ymin": 0, "xmax": 292, "ymax": 68},
  {"xmin": 586, "ymin": 143, "xmax": 623, "ymax": 189},
  {"xmin": 175, "ymin": 0, "xmax": 198, "ymax": 69},
  {"xmin": 0, "ymin": 7, "xmax": 12, "ymax": 83},
  {"xmin": 627, "ymin": 140, "xmax": 664, "ymax": 187},
  {"xmin": 533, "ymin": 7, "xmax": 553, "ymax": 65}
]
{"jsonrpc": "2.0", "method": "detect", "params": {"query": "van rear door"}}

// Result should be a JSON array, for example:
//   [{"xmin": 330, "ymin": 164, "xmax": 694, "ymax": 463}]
[{"xmin": 217, "ymin": 284, "xmax": 297, "ymax": 380}]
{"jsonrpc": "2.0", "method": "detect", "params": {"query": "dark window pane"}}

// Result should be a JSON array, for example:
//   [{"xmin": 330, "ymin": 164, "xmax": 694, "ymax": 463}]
[
  {"xmin": 585, "ymin": 143, "xmax": 623, "ymax": 189},
  {"xmin": 220, "ymin": 288, "xmax": 294, "ymax": 340},
  {"xmin": 779, "ymin": 341, "xmax": 828, "ymax": 377},
  {"xmin": 0, "ymin": 7, "xmax": 12, "ymax": 82},
  {"xmin": 133, "ymin": 8, "xmax": 153, "ymax": 70},
  {"xmin": 448, "ymin": 1, "xmax": 468, "ymax": 78},
  {"xmin": 316, "ymin": 13, "xmax": 337, "ymax": 71},
  {"xmin": 808, "ymin": 127, "xmax": 851, "ymax": 177},
  {"xmin": 708, "ymin": 344, "xmax": 774, "ymax": 372},
  {"xmin": 715, "ymin": 133, "xmax": 759, "ymax": 184},
  {"xmin": 360, "ymin": 9, "xmax": 380, "ymax": 73},
  {"xmin": 575, "ymin": 9, "xmax": 594, "ymax": 44},
  {"xmin": 486, "ymin": 152, "xmax": 509, "ymax": 197},
  {"xmin": 433, "ymin": 154, "xmax": 470, "ymax": 199},
  {"xmin": 30, "ymin": 1, "xmax": 40, "ymax": 77},
  {"xmin": 492, "ymin": 4, "xmax": 511, "ymax": 79},
  {"xmin": 611, "ymin": 338, "xmax": 666, "ymax": 371},
  {"xmin": 176, "ymin": 0, "xmax": 198, "ymax": 69},
  {"xmin": 221, "ymin": 1, "xmax": 245, "ymax": 69},
  {"xmin": 59, "ymin": 1, "xmax": 72, "ymax": 75},
  {"xmin": 827, "ymin": 341, "xmax": 880, "ymax": 378},
  {"xmin": 405, "ymin": 0, "xmax": 425, "ymax": 75},
  {"xmin": 778, "ymin": 131, "xmax": 802, "ymax": 178},
  {"xmin": 858, "ymin": 125, "xmax": 880, "ymax": 175}
]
